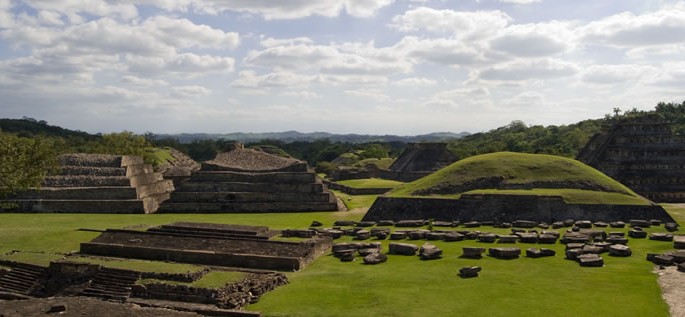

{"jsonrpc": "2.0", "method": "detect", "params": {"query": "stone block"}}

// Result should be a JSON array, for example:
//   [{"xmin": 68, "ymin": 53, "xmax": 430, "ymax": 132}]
[
  {"xmin": 477, "ymin": 233, "xmax": 497, "ymax": 243},
  {"xmin": 463, "ymin": 221, "xmax": 481, "ymax": 228},
  {"xmin": 462, "ymin": 247, "xmax": 486, "ymax": 259},
  {"xmin": 565, "ymin": 248, "xmax": 582, "ymax": 261},
  {"xmin": 389, "ymin": 232, "xmax": 407, "ymax": 240},
  {"xmin": 488, "ymin": 247, "xmax": 521, "ymax": 259},
  {"xmin": 395, "ymin": 220, "xmax": 425, "ymax": 228},
  {"xmin": 609, "ymin": 245, "xmax": 632, "ymax": 257},
  {"xmin": 377, "ymin": 220, "xmax": 395, "ymax": 226},
  {"xmin": 575, "ymin": 220, "xmax": 593, "ymax": 229},
  {"xmin": 649, "ymin": 232, "xmax": 674, "ymax": 242},
  {"xmin": 629, "ymin": 219, "xmax": 651, "ymax": 228},
  {"xmin": 628, "ymin": 230, "xmax": 647, "ymax": 239},
  {"xmin": 497, "ymin": 235, "xmax": 518, "ymax": 244},
  {"xmin": 458, "ymin": 266, "xmax": 481, "ymax": 278},
  {"xmin": 578, "ymin": 254, "xmax": 604, "ymax": 267},
  {"xmin": 388, "ymin": 243, "xmax": 419, "ymax": 255},
  {"xmin": 674, "ymin": 235, "xmax": 685, "ymax": 249},
  {"xmin": 443, "ymin": 232, "xmax": 464, "ymax": 242},
  {"xmin": 593, "ymin": 221, "xmax": 608, "ymax": 228},
  {"xmin": 419, "ymin": 243, "xmax": 443, "ymax": 260},
  {"xmin": 526, "ymin": 248, "xmax": 555, "ymax": 258},
  {"xmin": 537, "ymin": 234, "xmax": 558, "ymax": 244},
  {"xmin": 426, "ymin": 232, "xmax": 446, "ymax": 241},
  {"xmin": 609, "ymin": 221, "xmax": 626, "ymax": 228},
  {"xmin": 363, "ymin": 253, "xmax": 387, "ymax": 265},
  {"xmin": 513, "ymin": 220, "xmax": 536, "ymax": 228}
]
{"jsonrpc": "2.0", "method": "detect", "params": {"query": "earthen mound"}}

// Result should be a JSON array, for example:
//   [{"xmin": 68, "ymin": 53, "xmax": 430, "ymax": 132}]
[{"xmin": 203, "ymin": 148, "xmax": 307, "ymax": 172}]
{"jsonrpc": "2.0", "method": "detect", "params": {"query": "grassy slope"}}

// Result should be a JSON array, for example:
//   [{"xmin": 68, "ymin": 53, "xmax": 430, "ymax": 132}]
[
  {"xmin": 336, "ymin": 178, "xmax": 404, "ymax": 189},
  {"xmin": 391, "ymin": 152, "xmax": 646, "ymax": 205},
  {"xmin": 354, "ymin": 157, "xmax": 395, "ymax": 169}
]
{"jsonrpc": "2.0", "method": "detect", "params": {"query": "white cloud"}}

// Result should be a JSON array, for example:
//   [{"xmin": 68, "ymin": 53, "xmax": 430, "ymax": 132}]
[
  {"xmin": 392, "ymin": 77, "xmax": 437, "ymax": 87},
  {"xmin": 142, "ymin": 16, "xmax": 240, "ymax": 49},
  {"xmin": 230, "ymin": 70, "xmax": 313, "ymax": 89},
  {"xmin": 489, "ymin": 21, "xmax": 575, "ymax": 57},
  {"xmin": 499, "ymin": 0, "xmax": 541, "ymax": 4},
  {"xmin": 646, "ymin": 62, "xmax": 685, "ymax": 87},
  {"xmin": 399, "ymin": 36, "xmax": 484, "ymax": 65},
  {"xmin": 345, "ymin": 88, "xmax": 390, "ymax": 102},
  {"xmin": 581, "ymin": 6, "xmax": 685, "ymax": 47},
  {"xmin": 280, "ymin": 91, "xmax": 320, "ymax": 99},
  {"xmin": 478, "ymin": 59, "xmax": 578, "ymax": 81},
  {"xmin": 423, "ymin": 87, "xmax": 491, "ymax": 109},
  {"xmin": 581, "ymin": 64, "xmax": 656, "ymax": 84},
  {"xmin": 390, "ymin": 7, "xmax": 511, "ymax": 37},
  {"xmin": 127, "ymin": 53, "xmax": 235, "ymax": 76},
  {"xmin": 120, "ymin": 76, "xmax": 168, "ymax": 87},
  {"xmin": 22, "ymin": 0, "xmax": 139, "ymax": 20},
  {"xmin": 170, "ymin": 85, "xmax": 212, "ymax": 98},
  {"xmin": 500, "ymin": 91, "xmax": 546, "ymax": 111}
]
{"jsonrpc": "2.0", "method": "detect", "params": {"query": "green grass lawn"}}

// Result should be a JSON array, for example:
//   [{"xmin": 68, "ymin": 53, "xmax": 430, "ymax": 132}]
[
  {"xmin": 0, "ymin": 202, "xmax": 682, "ymax": 316},
  {"xmin": 336, "ymin": 178, "xmax": 404, "ymax": 189}
]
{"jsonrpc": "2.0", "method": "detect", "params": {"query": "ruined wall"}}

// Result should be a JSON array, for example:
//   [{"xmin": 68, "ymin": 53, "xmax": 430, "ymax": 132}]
[
  {"xmin": 322, "ymin": 180, "xmax": 391, "ymax": 195},
  {"xmin": 362, "ymin": 195, "xmax": 675, "ymax": 223}
]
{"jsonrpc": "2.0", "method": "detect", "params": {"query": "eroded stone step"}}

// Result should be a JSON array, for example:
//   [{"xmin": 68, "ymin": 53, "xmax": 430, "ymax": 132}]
[
  {"xmin": 43, "ymin": 176, "xmax": 131, "ymax": 187},
  {"xmin": 57, "ymin": 166, "xmax": 127, "ymax": 177},
  {"xmin": 174, "ymin": 182, "xmax": 325, "ymax": 194},
  {"xmin": 158, "ymin": 201, "xmax": 339, "ymax": 213},
  {"xmin": 12, "ymin": 187, "xmax": 138, "ymax": 200},
  {"xmin": 190, "ymin": 171, "xmax": 316, "ymax": 184},
  {"xmin": 7, "ymin": 200, "xmax": 148, "ymax": 214},
  {"xmin": 168, "ymin": 192, "xmax": 334, "ymax": 203}
]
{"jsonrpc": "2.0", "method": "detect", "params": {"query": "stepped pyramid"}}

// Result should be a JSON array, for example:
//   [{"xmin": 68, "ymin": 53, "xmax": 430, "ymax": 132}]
[
  {"xmin": 577, "ymin": 114, "xmax": 685, "ymax": 202},
  {"xmin": 385, "ymin": 142, "xmax": 458, "ymax": 181},
  {"xmin": 6, "ymin": 153, "xmax": 174, "ymax": 213},
  {"xmin": 158, "ymin": 146, "xmax": 340, "ymax": 212}
]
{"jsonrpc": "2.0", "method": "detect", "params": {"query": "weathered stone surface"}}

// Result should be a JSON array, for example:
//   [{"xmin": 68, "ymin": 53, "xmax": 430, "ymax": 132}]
[
  {"xmin": 628, "ymin": 230, "xmax": 647, "ymax": 239},
  {"xmin": 513, "ymin": 220, "xmax": 536, "ymax": 228},
  {"xmin": 609, "ymin": 244, "xmax": 632, "ymax": 257},
  {"xmin": 673, "ymin": 251, "xmax": 685, "ymax": 264},
  {"xmin": 356, "ymin": 221, "xmax": 377, "ymax": 228},
  {"xmin": 419, "ymin": 243, "xmax": 443, "ymax": 260},
  {"xmin": 477, "ymin": 233, "xmax": 497, "ymax": 243},
  {"xmin": 526, "ymin": 248, "xmax": 556, "ymax": 258},
  {"xmin": 322, "ymin": 229, "xmax": 343, "ymax": 239},
  {"xmin": 665, "ymin": 222, "xmax": 680, "ymax": 232},
  {"xmin": 563, "ymin": 219, "xmax": 575, "ymax": 227},
  {"xmin": 426, "ymin": 232, "xmax": 446, "ymax": 241},
  {"xmin": 652, "ymin": 254, "xmax": 674, "ymax": 266},
  {"xmin": 679, "ymin": 262, "xmax": 685, "ymax": 273},
  {"xmin": 649, "ymin": 232, "xmax": 674, "ymax": 242},
  {"xmin": 282, "ymin": 229, "xmax": 317, "ymax": 238},
  {"xmin": 395, "ymin": 220, "xmax": 425, "ymax": 228},
  {"xmin": 458, "ymin": 266, "xmax": 481, "ymax": 278},
  {"xmin": 517, "ymin": 233, "xmax": 538, "ymax": 244},
  {"xmin": 537, "ymin": 234, "xmax": 558, "ymax": 244},
  {"xmin": 310, "ymin": 221, "xmax": 323, "ymax": 227},
  {"xmin": 338, "ymin": 251, "xmax": 356, "ymax": 262},
  {"xmin": 497, "ymin": 235, "xmax": 518, "ymax": 244},
  {"xmin": 388, "ymin": 243, "xmax": 419, "ymax": 255},
  {"xmin": 581, "ymin": 245, "xmax": 604, "ymax": 254},
  {"xmin": 650, "ymin": 219, "xmax": 662, "ymax": 226},
  {"xmin": 566, "ymin": 248, "xmax": 582, "ymax": 261},
  {"xmin": 594, "ymin": 221, "xmax": 608, "ymax": 228},
  {"xmin": 334, "ymin": 220, "xmax": 356, "ymax": 227},
  {"xmin": 354, "ymin": 230, "xmax": 371, "ymax": 240},
  {"xmin": 537, "ymin": 223, "xmax": 549, "ymax": 229},
  {"xmin": 578, "ymin": 254, "xmax": 604, "ymax": 267},
  {"xmin": 575, "ymin": 220, "xmax": 593, "ymax": 229},
  {"xmin": 363, "ymin": 253, "xmax": 388, "ymax": 265},
  {"xmin": 593, "ymin": 242, "xmax": 612, "ymax": 253},
  {"xmin": 463, "ymin": 221, "xmax": 481, "ymax": 228},
  {"xmin": 675, "ymin": 235, "xmax": 685, "ymax": 249},
  {"xmin": 551, "ymin": 221, "xmax": 564, "ymax": 229},
  {"xmin": 443, "ymin": 232, "xmax": 464, "ymax": 242},
  {"xmin": 630, "ymin": 219, "xmax": 651, "ymax": 228},
  {"xmin": 389, "ymin": 232, "xmax": 407, "ymax": 240},
  {"xmin": 609, "ymin": 221, "xmax": 626, "ymax": 228},
  {"xmin": 377, "ymin": 220, "xmax": 395, "ymax": 226},
  {"xmin": 462, "ymin": 247, "xmax": 486, "ymax": 259},
  {"xmin": 358, "ymin": 248, "xmax": 380, "ymax": 256},
  {"xmin": 408, "ymin": 231, "xmax": 427, "ymax": 240},
  {"xmin": 488, "ymin": 247, "xmax": 521, "ymax": 259},
  {"xmin": 606, "ymin": 236, "xmax": 628, "ymax": 245},
  {"xmin": 432, "ymin": 221, "xmax": 454, "ymax": 227},
  {"xmin": 566, "ymin": 243, "xmax": 586, "ymax": 250},
  {"xmin": 332, "ymin": 243, "xmax": 357, "ymax": 253}
]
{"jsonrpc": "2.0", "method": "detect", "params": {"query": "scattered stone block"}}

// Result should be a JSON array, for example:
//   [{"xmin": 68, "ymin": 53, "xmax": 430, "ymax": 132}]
[
  {"xmin": 282, "ymin": 229, "xmax": 317, "ymax": 238},
  {"xmin": 477, "ymin": 233, "xmax": 497, "ymax": 243},
  {"xmin": 565, "ymin": 248, "xmax": 582, "ymax": 261},
  {"xmin": 463, "ymin": 221, "xmax": 481, "ymax": 228},
  {"xmin": 363, "ymin": 252, "xmax": 387, "ymax": 265},
  {"xmin": 566, "ymin": 243, "xmax": 586, "ymax": 250},
  {"xmin": 551, "ymin": 222, "xmax": 564, "ymax": 229},
  {"xmin": 575, "ymin": 220, "xmax": 593, "ymax": 229},
  {"xmin": 371, "ymin": 228, "xmax": 390, "ymax": 236},
  {"xmin": 650, "ymin": 219, "xmax": 662, "ymax": 226},
  {"xmin": 377, "ymin": 220, "xmax": 395, "ymax": 226},
  {"xmin": 338, "ymin": 250, "xmax": 356, "ymax": 262},
  {"xmin": 513, "ymin": 220, "xmax": 536, "ymax": 228},
  {"xmin": 628, "ymin": 230, "xmax": 647, "ymax": 239},
  {"xmin": 563, "ymin": 219, "xmax": 575, "ymax": 227},
  {"xmin": 538, "ymin": 234, "xmax": 558, "ymax": 244},
  {"xmin": 652, "ymin": 254, "xmax": 674, "ymax": 266},
  {"xmin": 671, "ymin": 251, "xmax": 685, "ymax": 263},
  {"xmin": 388, "ymin": 243, "xmax": 419, "ymax": 255},
  {"xmin": 463, "ymin": 231, "xmax": 479, "ymax": 240},
  {"xmin": 375, "ymin": 232, "xmax": 388, "ymax": 240},
  {"xmin": 459, "ymin": 266, "xmax": 481, "ymax": 278},
  {"xmin": 561, "ymin": 234, "xmax": 591, "ymax": 244},
  {"xmin": 443, "ymin": 232, "xmax": 465, "ymax": 242},
  {"xmin": 426, "ymin": 232, "xmax": 445, "ymax": 241},
  {"xmin": 358, "ymin": 248, "xmax": 380, "ymax": 256},
  {"xmin": 323, "ymin": 229, "xmax": 344, "ymax": 239},
  {"xmin": 606, "ymin": 236, "xmax": 628, "ymax": 245},
  {"xmin": 679, "ymin": 262, "xmax": 685, "ymax": 273},
  {"xmin": 356, "ymin": 221, "xmax": 377, "ymax": 228},
  {"xmin": 665, "ymin": 222, "xmax": 679, "ymax": 232},
  {"xmin": 537, "ymin": 223, "xmax": 549, "ymax": 229},
  {"xmin": 609, "ymin": 231, "xmax": 625, "ymax": 237},
  {"xmin": 609, "ymin": 244, "xmax": 632, "ymax": 257},
  {"xmin": 578, "ymin": 254, "xmax": 604, "ymax": 267},
  {"xmin": 389, "ymin": 232, "xmax": 407, "ymax": 240},
  {"xmin": 47, "ymin": 305, "xmax": 67, "ymax": 314},
  {"xmin": 629, "ymin": 219, "xmax": 650, "ymax": 228},
  {"xmin": 674, "ymin": 235, "xmax": 685, "ymax": 249},
  {"xmin": 498, "ymin": 222, "xmax": 512, "ymax": 228},
  {"xmin": 593, "ymin": 242, "xmax": 612, "ymax": 253},
  {"xmin": 517, "ymin": 233, "xmax": 538, "ymax": 244},
  {"xmin": 395, "ymin": 220, "xmax": 425, "ymax": 228},
  {"xmin": 497, "ymin": 235, "xmax": 518, "ymax": 244},
  {"xmin": 581, "ymin": 245, "xmax": 604, "ymax": 254},
  {"xmin": 649, "ymin": 232, "xmax": 674, "ymax": 242},
  {"xmin": 462, "ymin": 247, "xmax": 486, "ymax": 259},
  {"xmin": 310, "ymin": 221, "xmax": 323, "ymax": 227},
  {"xmin": 488, "ymin": 247, "xmax": 521, "ymax": 259},
  {"xmin": 526, "ymin": 248, "xmax": 556, "ymax": 258},
  {"xmin": 419, "ymin": 243, "xmax": 443, "ymax": 260},
  {"xmin": 355, "ymin": 230, "xmax": 371, "ymax": 240},
  {"xmin": 432, "ymin": 221, "xmax": 454, "ymax": 227},
  {"xmin": 408, "ymin": 231, "xmax": 426, "ymax": 240},
  {"xmin": 593, "ymin": 221, "xmax": 608, "ymax": 228},
  {"xmin": 334, "ymin": 220, "xmax": 356, "ymax": 227},
  {"xmin": 609, "ymin": 221, "xmax": 626, "ymax": 228}
]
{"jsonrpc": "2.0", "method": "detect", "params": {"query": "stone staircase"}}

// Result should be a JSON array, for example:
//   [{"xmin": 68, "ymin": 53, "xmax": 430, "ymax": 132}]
[
  {"xmin": 6, "ymin": 154, "xmax": 174, "ymax": 213},
  {"xmin": 80, "ymin": 267, "xmax": 140, "ymax": 301},
  {"xmin": 0, "ymin": 263, "xmax": 46, "ymax": 296}
]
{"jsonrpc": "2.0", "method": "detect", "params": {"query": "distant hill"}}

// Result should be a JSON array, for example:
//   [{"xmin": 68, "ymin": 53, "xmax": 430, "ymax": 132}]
[
  {"xmin": 153, "ymin": 131, "xmax": 470, "ymax": 144},
  {"xmin": 0, "ymin": 118, "xmax": 98, "ymax": 140}
]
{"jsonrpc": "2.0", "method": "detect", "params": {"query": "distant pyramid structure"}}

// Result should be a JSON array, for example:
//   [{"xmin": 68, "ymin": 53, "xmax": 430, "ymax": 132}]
[
  {"xmin": 386, "ymin": 143, "xmax": 459, "ymax": 181},
  {"xmin": 158, "ymin": 144, "xmax": 341, "ymax": 212},
  {"xmin": 5, "ymin": 154, "xmax": 174, "ymax": 213},
  {"xmin": 577, "ymin": 114, "xmax": 685, "ymax": 202}
]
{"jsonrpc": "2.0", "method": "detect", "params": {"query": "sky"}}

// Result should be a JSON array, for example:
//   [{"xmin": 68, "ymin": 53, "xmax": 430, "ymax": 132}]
[{"xmin": 0, "ymin": 0, "xmax": 684, "ymax": 135}]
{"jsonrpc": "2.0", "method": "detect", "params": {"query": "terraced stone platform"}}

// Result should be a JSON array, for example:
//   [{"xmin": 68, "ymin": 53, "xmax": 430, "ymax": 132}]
[
  {"xmin": 5, "ymin": 154, "xmax": 174, "ymax": 213},
  {"xmin": 159, "ymin": 147, "xmax": 340, "ymax": 213}
]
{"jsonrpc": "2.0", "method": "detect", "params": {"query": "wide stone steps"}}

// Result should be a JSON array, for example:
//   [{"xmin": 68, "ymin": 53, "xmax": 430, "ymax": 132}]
[
  {"xmin": 174, "ymin": 182, "xmax": 325, "ymax": 194},
  {"xmin": 0, "ymin": 263, "xmax": 46, "ymax": 295},
  {"xmin": 43, "ymin": 176, "xmax": 131, "ymax": 187},
  {"xmin": 10, "ymin": 199, "xmax": 149, "ymax": 213},
  {"xmin": 189, "ymin": 171, "xmax": 316, "ymax": 183},
  {"xmin": 58, "ymin": 166, "xmax": 127, "ymax": 176},
  {"xmin": 168, "ymin": 191, "xmax": 334, "ymax": 203},
  {"xmin": 80, "ymin": 268, "xmax": 140, "ymax": 301},
  {"xmin": 146, "ymin": 227, "xmax": 271, "ymax": 240},
  {"xmin": 12, "ymin": 187, "xmax": 138, "ymax": 200},
  {"xmin": 158, "ymin": 201, "xmax": 339, "ymax": 213}
]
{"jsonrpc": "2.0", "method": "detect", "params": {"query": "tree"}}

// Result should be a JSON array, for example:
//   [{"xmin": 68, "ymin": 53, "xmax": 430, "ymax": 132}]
[
  {"xmin": 0, "ymin": 133, "xmax": 56, "ymax": 200},
  {"xmin": 94, "ymin": 131, "xmax": 156, "ymax": 165}
]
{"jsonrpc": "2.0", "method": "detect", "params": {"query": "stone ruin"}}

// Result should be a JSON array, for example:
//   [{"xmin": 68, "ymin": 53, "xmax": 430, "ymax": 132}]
[
  {"xmin": 80, "ymin": 222, "xmax": 333, "ymax": 271},
  {"xmin": 3, "ymin": 154, "xmax": 174, "ymax": 213},
  {"xmin": 158, "ymin": 146, "xmax": 341, "ymax": 212},
  {"xmin": 577, "ymin": 114, "xmax": 685, "ymax": 202},
  {"xmin": 330, "ymin": 142, "xmax": 458, "ymax": 182}
]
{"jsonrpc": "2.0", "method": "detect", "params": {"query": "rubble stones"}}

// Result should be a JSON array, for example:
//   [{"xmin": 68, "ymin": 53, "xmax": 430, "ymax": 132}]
[
  {"xmin": 552, "ymin": 222, "xmax": 564, "ymax": 229},
  {"xmin": 354, "ymin": 230, "xmax": 371, "ymax": 240},
  {"xmin": 674, "ymin": 235, "xmax": 685, "ymax": 249},
  {"xmin": 593, "ymin": 221, "xmax": 608, "ymax": 228},
  {"xmin": 578, "ymin": 254, "xmax": 604, "ymax": 267},
  {"xmin": 665, "ymin": 223, "xmax": 679, "ymax": 232},
  {"xmin": 513, "ymin": 220, "xmax": 536, "ymax": 228},
  {"xmin": 628, "ymin": 230, "xmax": 647, "ymax": 239},
  {"xmin": 537, "ymin": 234, "xmax": 558, "ymax": 244},
  {"xmin": 377, "ymin": 220, "xmax": 395, "ymax": 226},
  {"xmin": 477, "ymin": 233, "xmax": 497, "ymax": 243},
  {"xmin": 652, "ymin": 254, "xmax": 674, "ymax": 266},
  {"xmin": 566, "ymin": 248, "xmax": 582, "ymax": 261},
  {"xmin": 363, "ymin": 253, "xmax": 388, "ymax": 265},
  {"xmin": 606, "ymin": 236, "xmax": 628, "ymax": 245},
  {"xmin": 608, "ymin": 244, "xmax": 632, "ymax": 257},
  {"xmin": 334, "ymin": 220, "xmax": 356, "ymax": 227},
  {"xmin": 581, "ymin": 245, "xmax": 604, "ymax": 254},
  {"xmin": 497, "ymin": 235, "xmax": 518, "ymax": 244},
  {"xmin": 649, "ymin": 232, "xmax": 674, "ymax": 242},
  {"xmin": 389, "ymin": 243, "xmax": 419, "ymax": 255},
  {"xmin": 526, "ymin": 248, "xmax": 556, "ymax": 258},
  {"xmin": 459, "ymin": 266, "xmax": 481, "ymax": 278},
  {"xmin": 426, "ymin": 232, "xmax": 446, "ymax": 241},
  {"xmin": 389, "ymin": 232, "xmax": 407, "ymax": 240},
  {"xmin": 443, "ymin": 232, "xmax": 465, "ymax": 242},
  {"xmin": 629, "ymin": 219, "xmax": 651, "ymax": 228},
  {"xmin": 395, "ymin": 220, "xmax": 425, "ymax": 228},
  {"xmin": 610, "ymin": 221, "xmax": 626, "ymax": 228},
  {"xmin": 575, "ymin": 220, "xmax": 593, "ymax": 229},
  {"xmin": 419, "ymin": 243, "xmax": 443, "ymax": 260},
  {"xmin": 463, "ymin": 221, "xmax": 481, "ymax": 228},
  {"xmin": 356, "ymin": 221, "xmax": 377, "ymax": 228},
  {"xmin": 488, "ymin": 247, "xmax": 521, "ymax": 259}
]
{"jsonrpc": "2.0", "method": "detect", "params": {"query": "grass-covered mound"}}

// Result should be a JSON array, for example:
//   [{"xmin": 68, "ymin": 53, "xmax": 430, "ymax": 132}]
[
  {"xmin": 336, "ymin": 178, "xmax": 404, "ymax": 189},
  {"xmin": 391, "ymin": 152, "xmax": 649, "ymax": 205}
]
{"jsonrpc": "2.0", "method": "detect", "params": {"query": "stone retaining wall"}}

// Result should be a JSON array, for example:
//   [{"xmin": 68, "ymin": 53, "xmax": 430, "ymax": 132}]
[
  {"xmin": 362, "ymin": 194, "xmax": 675, "ymax": 223},
  {"xmin": 322, "ymin": 180, "xmax": 391, "ymax": 195}
]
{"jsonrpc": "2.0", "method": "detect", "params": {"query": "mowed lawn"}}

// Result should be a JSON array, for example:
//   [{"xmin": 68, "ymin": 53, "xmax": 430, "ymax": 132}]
[{"xmin": 0, "ymin": 202, "xmax": 682, "ymax": 316}]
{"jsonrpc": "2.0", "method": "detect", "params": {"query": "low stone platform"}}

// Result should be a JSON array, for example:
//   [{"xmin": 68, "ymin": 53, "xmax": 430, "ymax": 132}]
[
  {"xmin": 80, "ymin": 223, "xmax": 332, "ymax": 271},
  {"xmin": 4, "ymin": 154, "xmax": 174, "ymax": 213}
]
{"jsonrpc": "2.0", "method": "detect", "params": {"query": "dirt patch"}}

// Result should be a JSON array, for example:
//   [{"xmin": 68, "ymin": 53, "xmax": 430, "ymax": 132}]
[
  {"xmin": 203, "ymin": 149, "xmax": 304, "ymax": 172},
  {"xmin": 656, "ymin": 266, "xmax": 685, "ymax": 316}
]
